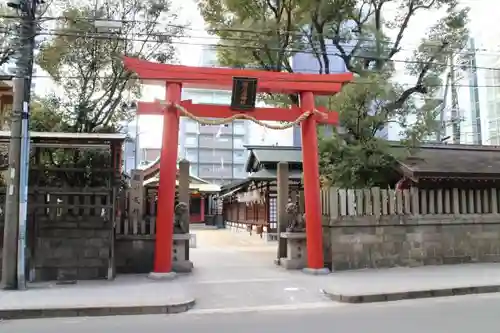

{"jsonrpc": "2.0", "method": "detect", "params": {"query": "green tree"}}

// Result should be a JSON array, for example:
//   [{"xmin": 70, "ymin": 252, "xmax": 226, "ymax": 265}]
[
  {"xmin": 0, "ymin": 0, "xmax": 64, "ymax": 69},
  {"xmin": 199, "ymin": 0, "xmax": 469, "ymax": 187},
  {"xmin": 0, "ymin": 5, "xmax": 18, "ymax": 67},
  {"xmin": 36, "ymin": 0, "xmax": 183, "ymax": 133},
  {"xmin": 29, "ymin": 95, "xmax": 67, "ymax": 132}
]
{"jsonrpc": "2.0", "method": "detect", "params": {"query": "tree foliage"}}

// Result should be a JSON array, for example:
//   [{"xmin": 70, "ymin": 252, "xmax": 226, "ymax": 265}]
[
  {"xmin": 35, "ymin": 0, "xmax": 183, "ymax": 133},
  {"xmin": 199, "ymin": 0, "xmax": 470, "ymax": 187},
  {"xmin": 0, "ymin": 5, "xmax": 18, "ymax": 68}
]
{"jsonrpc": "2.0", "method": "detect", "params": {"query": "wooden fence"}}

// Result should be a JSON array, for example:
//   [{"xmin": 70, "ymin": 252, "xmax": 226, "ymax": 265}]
[
  {"xmin": 320, "ymin": 187, "xmax": 500, "ymax": 217},
  {"xmin": 0, "ymin": 187, "xmax": 113, "ymax": 223}
]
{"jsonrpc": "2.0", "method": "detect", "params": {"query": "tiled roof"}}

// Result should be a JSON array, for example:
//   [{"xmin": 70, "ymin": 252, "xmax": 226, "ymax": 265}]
[
  {"xmin": 244, "ymin": 145, "xmax": 301, "ymax": 172},
  {"xmin": 249, "ymin": 168, "xmax": 303, "ymax": 180},
  {"xmin": 393, "ymin": 143, "xmax": 500, "ymax": 179}
]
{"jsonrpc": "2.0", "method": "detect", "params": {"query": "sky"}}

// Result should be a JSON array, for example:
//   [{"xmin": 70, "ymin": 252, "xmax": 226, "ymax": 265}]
[{"xmin": 33, "ymin": 0, "xmax": 499, "ymax": 148}]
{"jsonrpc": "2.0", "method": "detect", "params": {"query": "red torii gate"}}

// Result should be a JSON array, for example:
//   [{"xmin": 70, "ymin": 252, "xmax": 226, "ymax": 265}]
[{"xmin": 123, "ymin": 56, "xmax": 352, "ymax": 276}]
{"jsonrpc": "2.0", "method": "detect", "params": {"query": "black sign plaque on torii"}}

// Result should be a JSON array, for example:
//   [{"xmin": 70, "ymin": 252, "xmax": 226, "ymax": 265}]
[{"xmin": 230, "ymin": 77, "xmax": 258, "ymax": 111}]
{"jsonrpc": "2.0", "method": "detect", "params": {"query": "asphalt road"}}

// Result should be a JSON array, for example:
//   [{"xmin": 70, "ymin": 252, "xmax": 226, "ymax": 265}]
[{"xmin": 1, "ymin": 292, "xmax": 498, "ymax": 333}]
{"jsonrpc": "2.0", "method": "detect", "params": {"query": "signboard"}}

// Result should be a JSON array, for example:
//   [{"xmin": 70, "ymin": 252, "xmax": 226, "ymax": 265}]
[
  {"xmin": 128, "ymin": 169, "xmax": 144, "ymax": 219},
  {"xmin": 230, "ymin": 77, "xmax": 257, "ymax": 111}
]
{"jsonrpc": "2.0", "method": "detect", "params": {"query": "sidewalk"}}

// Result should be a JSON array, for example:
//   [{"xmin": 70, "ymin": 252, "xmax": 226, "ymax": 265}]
[
  {"xmin": 322, "ymin": 263, "xmax": 500, "ymax": 303},
  {"xmin": 0, "ymin": 275, "xmax": 195, "ymax": 320},
  {"xmin": 4, "ymin": 228, "xmax": 500, "ymax": 319}
]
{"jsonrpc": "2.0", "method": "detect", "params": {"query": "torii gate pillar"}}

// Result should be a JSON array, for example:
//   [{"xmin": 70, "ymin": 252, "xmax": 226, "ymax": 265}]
[
  {"xmin": 299, "ymin": 92, "xmax": 323, "ymax": 270},
  {"xmin": 152, "ymin": 83, "xmax": 182, "ymax": 275},
  {"xmin": 123, "ymin": 56, "xmax": 352, "ymax": 275}
]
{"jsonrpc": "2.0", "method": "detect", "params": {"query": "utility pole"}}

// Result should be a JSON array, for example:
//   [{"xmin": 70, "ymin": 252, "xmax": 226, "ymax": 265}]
[
  {"xmin": 1, "ymin": 78, "xmax": 24, "ymax": 290},
  {"xmin": 1, "ymin": 0, "xmax": 38, "ymax": 290}
]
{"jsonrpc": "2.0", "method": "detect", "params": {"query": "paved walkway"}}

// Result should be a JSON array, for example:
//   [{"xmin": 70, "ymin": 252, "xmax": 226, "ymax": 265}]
[
  {"xmin": 185, "ymin": 227, "xmax": 331, "ymax": 311},
  {"xmin": 323, "ymin": 263, "xmax": 500, "ymax": 295},
  {"xmin": 3, "ymin": 227, "xmax": 500, "ymax": 318},
  {"xmin": 0, "ymin": 276, "xmax": 192, "ymax": 310}
]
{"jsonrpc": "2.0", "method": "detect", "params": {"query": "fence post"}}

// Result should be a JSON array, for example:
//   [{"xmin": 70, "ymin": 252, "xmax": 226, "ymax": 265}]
[
  {"xmin": 329, "ymin": 187, "xmax": 339, "ymax": 220},
  {"xmin": 475, "ymin": 190, "xmax": 482, "ymax": 214},
  {"xmin": 411, "ymin": 187, "xmax": 419, "ymax": 215},
  {"xmin": 338, "ymin": 189, "xmax": 347, "ymax": 216},
  {"xmin": 444, "ymin": 189, "xmax": 451, "ymax": 214},
  {"xmin": 452, "ymin": 188, "xmax": 460, "ymax": 214},
  {"xmin": 364, "ymin": 189, "xmax": 372, "ymax": 215},
  {"xmin": 492, "ymin": 189, "xmax": 498, "ymax": 214},
  {"xmin": 372, "ymin": 187, "xmax": 381, "ymax": 217}
]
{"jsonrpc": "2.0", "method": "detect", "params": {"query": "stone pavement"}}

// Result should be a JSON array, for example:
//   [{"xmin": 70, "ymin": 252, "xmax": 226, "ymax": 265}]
[
  {"xmin": 3, "ymin": 227, "xmax": 500, "ymax": 320},
  {"xmin": 322, "ymin": 263, "xmax": 500, "ymax": 303},
  {"xmin": 184, "ymin": 227, "xmax": 333, "ymax": 311},
  {"xmin": 0, "ymin": 275, "xmax": 195, "ymax": 320},
  {"xmin": 189, "ymin": 228, "xmax": 500, "ymax": 307}
]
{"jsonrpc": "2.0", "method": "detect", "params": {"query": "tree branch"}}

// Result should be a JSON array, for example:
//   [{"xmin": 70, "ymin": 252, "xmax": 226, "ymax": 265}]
[
  {"xmin": 310, "ymin": 1, "xmax": 330, "ymax": 74},
  {"xmin": 385, "ymin": 41, "xmax": 449, "ymax": 112}
]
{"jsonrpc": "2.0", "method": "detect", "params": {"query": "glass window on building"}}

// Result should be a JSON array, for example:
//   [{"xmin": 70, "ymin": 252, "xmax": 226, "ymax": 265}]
[
  {"xmin": 200, "ymin": 165, "xmax": 212, "ymax": 172},
  {"xmin": 234, "ymin": 137, "xmax": 244, "ymax": 148},
  {"xmin": 185, "ymin": 148, "xmax": 198, "ymax": 162},
  {"xmin": 233, "ymin": 121, "xmax": 245, "ymax": 134},
  {"xmin": 489, "ymin": 135, "xmax": 500, "ymax": 145},
  {"xmin": 185, "ymin": 135, "xmax": 198, "ymax": 146},
  {"xmin": 233, "ymin": 150, "xmax": 245, "ymax": 162},
  {"xmin": 186, "ymin": 120, "xmax": 199, "ymax": 133},
  {"xmin": 233, "ymin": 165, "xmax": 245, "ymax": 178},
  {"xmin": 190, "ymin": 165, "xmax": 198, "ymax": 176}
]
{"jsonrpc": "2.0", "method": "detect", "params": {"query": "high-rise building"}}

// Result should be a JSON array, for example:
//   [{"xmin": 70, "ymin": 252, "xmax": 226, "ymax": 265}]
[
  {"xmin": 474, "ymin": 46, "xmax": 500, "ymax": 145},
  {"xmin": 290, "ymin": 15, "xmax": 395, "ymax": 146},
  {"xmin": 177, "ymin": 46, "xmax": 251, "ymax": 185}
]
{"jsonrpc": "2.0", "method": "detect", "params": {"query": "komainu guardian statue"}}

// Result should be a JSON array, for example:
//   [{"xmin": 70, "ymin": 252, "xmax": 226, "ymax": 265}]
[
  {"xmin": 286, "ymin": 202, "xmax": 305, "ymax": 232},
  {"xmin": 173, "ymin": 202, "xmax": 189, "ymax": 234}
]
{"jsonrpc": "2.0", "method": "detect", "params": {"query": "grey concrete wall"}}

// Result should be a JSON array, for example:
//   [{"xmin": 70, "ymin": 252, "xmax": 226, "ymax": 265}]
[
  {"xmin": 115, "ymin": 237, "xmax": 154, "ymax": 274},
  {"xmin": 34, "ymin": 217, "xmax": 112, "ymax": 281},
  {"xmin": 328, "ymin": 214, "xmax": 500, "ymax": 271}
]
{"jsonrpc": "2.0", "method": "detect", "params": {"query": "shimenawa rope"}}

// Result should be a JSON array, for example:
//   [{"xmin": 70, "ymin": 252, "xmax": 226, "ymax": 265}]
[{"xmin": 161, "ymin": 102, "xmax": 327, "ymax": 130}]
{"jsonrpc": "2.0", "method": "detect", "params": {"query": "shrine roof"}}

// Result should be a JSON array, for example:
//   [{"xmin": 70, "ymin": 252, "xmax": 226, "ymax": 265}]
[
  {"xmin": 249, "ymin": 168, "xmax": 303, "ymax": 180},
  {"xmin": 244, "ymin": 145, "xmax": 302, "ymax": 172},
  {"xmin": 0, "ymin": 131, "xmax": 126, "ymax": 150},
  {"xmin": 138, "ymin": 156, "xmax": 209, "ymax": 184},
  {"xmin": 0, "ymin": 131, "xmax": 126, "ymax": 142},
  {"xmin": 143, "ymin": 176, "xmax": 221, "ymax": 192},
  {"xmin": 393, "ymin": 142, "xmax": 500, "ymax": 180}
]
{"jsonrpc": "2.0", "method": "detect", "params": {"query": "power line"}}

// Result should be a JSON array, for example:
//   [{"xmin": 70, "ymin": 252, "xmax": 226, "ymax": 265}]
[
  {"xmin": 31, "ymin": 25, "xmax": 500, "ymax": 57},
  {"xmin": 1, "ymin": 16, "xmax": 497, "ymax": 88},
  {"xmin": 26, "ymin": 72, "xmax": 500, "ymax": 89},
  {"xmin": 25, "ymin": 30, "xmax": 500, "ymax": 75},
  {"xmin": 0, "ymin": 13, "xmax": 493, "ymax": 56}
]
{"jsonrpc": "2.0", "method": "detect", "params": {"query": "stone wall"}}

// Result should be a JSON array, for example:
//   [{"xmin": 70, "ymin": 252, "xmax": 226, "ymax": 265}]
[
  {"xmin": 327, "ymin": 214, "xmax": 500, "ymax": 271},
  {"xmin": 115, "ymin": 237, "xmax": 154, "ymax": 273},
  {"xmin": 34, "ymin": 217, "xmax": 112, "ymax": 281}
]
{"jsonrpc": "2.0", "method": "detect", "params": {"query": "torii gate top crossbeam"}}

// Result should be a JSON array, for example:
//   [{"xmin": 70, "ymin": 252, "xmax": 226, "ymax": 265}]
[{"xmin": 123, "ymin": 57, "xmax": 353, "ymax": 95}]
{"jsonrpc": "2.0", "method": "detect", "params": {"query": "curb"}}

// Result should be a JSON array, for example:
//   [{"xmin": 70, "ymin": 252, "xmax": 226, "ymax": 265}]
[
  {"xmin": 0, "ymin": 298, "xmax": 196, "ymax": 321},
  {"xmin": 323, "ymin": 285, "xmax": 500, "ymax": 304}
]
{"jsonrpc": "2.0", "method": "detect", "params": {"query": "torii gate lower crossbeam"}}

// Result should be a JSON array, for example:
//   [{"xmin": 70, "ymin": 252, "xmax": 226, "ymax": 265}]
[{"xmin": 123, "ymin": 56, "xmax": 352, "ymax": 276}]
